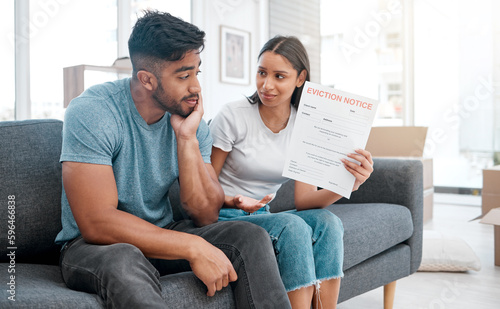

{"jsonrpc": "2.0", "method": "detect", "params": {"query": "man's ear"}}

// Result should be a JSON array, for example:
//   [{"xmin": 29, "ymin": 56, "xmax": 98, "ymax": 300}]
[
  {"xmin": 136, "ymin": 70, "xmax": 157, "ymax": 92},
  {"xmin": 296, "ymin": 69, "xmax": 307, "ymax": 88}
]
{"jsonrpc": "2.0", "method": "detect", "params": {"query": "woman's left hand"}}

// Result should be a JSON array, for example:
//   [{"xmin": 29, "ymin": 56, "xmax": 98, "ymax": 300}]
[{"xmin": 341, "ymin": 149, "xmax": 374, "ymax": 192}]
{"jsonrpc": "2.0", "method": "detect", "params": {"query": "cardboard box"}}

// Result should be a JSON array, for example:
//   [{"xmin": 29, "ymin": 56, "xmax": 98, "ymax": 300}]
[
  {"xmin": 482, "ymin": 166, "xmax": 500, "ymax": 216},
  {"xmin": 479, "ymin": 208, "xmax": 500, "ymax": 266},
  {"xmin": 483, "ymin": 166, "xmax": 500, "ymax": 193},
  {"xmin": 365, "ymin": 126, "xmax": 428, "ymax": 157},
  {"xmin": 479, "ymin": 166, "xmax": 500, "ymax": 266},
  {"xmin": 482, "ymin": 193, "xmax": 500, "ymax": 217},
  {"xmin": 366, "ymin": 126, "xmax": 433, "ymax": 223}
]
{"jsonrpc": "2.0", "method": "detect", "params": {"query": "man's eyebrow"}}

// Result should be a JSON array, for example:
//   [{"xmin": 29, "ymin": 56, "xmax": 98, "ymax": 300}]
[{"xmin": 174, "ymin": 60, "xmax": 202, "ymax": 73}]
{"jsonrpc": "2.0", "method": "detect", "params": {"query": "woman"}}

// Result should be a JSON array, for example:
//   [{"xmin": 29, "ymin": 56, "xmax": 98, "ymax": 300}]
[{"xmin": 210, "ymin": 36, "xmax": 373, "ymax": 309}]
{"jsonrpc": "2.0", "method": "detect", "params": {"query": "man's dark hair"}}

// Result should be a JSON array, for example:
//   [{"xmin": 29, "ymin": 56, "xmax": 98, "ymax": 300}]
[{"xmin": 128, "ymin": 10, "xmax": 205, "ymax": 79}]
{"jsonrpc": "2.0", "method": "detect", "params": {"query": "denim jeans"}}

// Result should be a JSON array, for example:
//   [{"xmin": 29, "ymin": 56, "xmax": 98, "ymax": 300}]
[
  {"xmin": 60, "ymin": 220, "xmax": 291, "ymax": 309},
  {"xmin": 219, "ymin": 207, "xmax": 344, "ymax": 292}
]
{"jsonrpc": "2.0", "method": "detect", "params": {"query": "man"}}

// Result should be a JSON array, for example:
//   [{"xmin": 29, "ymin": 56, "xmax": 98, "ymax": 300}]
[{"xmin": 55, "ymin": 11, "xmax": 290, "ymax": 308}]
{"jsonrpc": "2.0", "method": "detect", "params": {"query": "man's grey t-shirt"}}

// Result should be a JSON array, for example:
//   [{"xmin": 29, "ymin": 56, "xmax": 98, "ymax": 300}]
[{"xmin": 55, "ymin": 78, "xmax": 212, "ymax": 245}]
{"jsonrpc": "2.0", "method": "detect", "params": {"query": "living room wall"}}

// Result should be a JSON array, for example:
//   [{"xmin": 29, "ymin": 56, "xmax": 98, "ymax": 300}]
[{"xmin": 192, "ymin": 0, "xmax": 268, "ymax": 121}]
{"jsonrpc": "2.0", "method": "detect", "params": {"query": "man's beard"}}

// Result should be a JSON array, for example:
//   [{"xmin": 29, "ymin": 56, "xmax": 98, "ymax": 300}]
[{"xmin": 153, "ymin": 81, "xmax": 197, "ymax": 118}]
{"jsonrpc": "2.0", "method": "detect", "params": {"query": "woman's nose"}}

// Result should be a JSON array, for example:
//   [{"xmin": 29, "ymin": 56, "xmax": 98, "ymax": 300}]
[{"xmin": 262, "ymin": 77, "xmax": 273, "ymax": 90}]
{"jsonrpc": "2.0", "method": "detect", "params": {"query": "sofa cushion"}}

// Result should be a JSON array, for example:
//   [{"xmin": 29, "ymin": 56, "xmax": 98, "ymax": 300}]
[
  {"xmin": 0, "ymin": 264, "xmax": 235, "ymax": 308},
  {"xmin": 0, "ymin": 120, "xmax": 64, "ymax": 265},
  {"xmin": 0, "ymin": 264, "xmax": 102, "ymax": 308},
  {"xmin": 159, "ymin": 272, "xmax": 235, "ymax": 307},
  {"xmin": 328, "ymin": 203, "xmax": 413, "ymax": 270}
]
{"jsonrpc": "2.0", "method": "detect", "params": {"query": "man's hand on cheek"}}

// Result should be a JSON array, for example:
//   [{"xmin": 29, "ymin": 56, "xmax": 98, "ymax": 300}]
[{"xmin": 171, "ymin": 94, "xmax": 204, "ymax": 141}]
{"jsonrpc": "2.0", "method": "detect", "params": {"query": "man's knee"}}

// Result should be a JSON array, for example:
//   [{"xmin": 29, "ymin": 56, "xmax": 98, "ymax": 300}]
[
  {"xmin": 225, "ymin": 220, "xmax": 270, "ymax": 244},
  {"xmin": 217, "ymin": 221, "xmax": 275, "ymax": 259},
  {"xmin": 102, "ymin": 243, "xmax": 152, "ymax": 272},
  {"xmin": 62, "ymin": 242, "xmax": 159, "ymax": 294},
  {"xmin": 97, "ymin": 244, "xmax": 161, "ymax": 294},
  {"xmin": 73, "ymin": 242, "xmax": 158, "ymax": 282}
]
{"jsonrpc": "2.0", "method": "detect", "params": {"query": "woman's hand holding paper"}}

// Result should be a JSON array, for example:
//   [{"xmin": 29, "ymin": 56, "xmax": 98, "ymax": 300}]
[{"xmin": 341, "ymin": 149, "xmax": 374, "ymax": 192}]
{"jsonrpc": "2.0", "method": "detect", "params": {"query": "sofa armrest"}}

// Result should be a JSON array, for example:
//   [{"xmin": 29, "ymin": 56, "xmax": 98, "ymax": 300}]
[
  {"xmin": 271, "ymin": 158, "xmax": 424, "ymax": 274},
  {"xmin": 339, "ymin": 158, "xmax": 423, "ymax": 205},
  {"xmin": 338, "ymin": 158, "xmax": 424, "ymax": 273}
]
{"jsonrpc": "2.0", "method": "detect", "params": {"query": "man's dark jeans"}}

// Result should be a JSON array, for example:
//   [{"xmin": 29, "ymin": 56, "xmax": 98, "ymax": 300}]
[{"xmin": 60, "ymin": 220, "xmax": 291, "ymax": 308}]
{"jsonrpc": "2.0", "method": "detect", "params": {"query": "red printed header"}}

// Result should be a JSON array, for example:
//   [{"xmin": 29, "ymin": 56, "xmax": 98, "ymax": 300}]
[{"xmin": 306, "ymin": 87, "xmax": 373, "ymax": 110}]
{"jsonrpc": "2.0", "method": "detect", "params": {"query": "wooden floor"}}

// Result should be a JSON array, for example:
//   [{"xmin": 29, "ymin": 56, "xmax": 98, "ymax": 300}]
[{"xmin": 338, "ymin": 194, "xmax": 500, "ymax": 309}]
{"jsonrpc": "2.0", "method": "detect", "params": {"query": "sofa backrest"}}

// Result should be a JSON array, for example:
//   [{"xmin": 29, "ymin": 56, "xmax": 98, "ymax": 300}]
[
  {"xmin": 269, "ymin": 180, "xmax": 296, "ymax": 213},
  {"xmin": 0, "ymin": 119, "xmax": 63, "ymax": 265}
]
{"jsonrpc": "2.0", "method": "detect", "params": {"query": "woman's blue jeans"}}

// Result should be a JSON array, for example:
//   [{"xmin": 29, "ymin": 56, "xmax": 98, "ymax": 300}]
[{"xmin": 219, "ymin": 206, "xmax": 344, "ymax": 292}]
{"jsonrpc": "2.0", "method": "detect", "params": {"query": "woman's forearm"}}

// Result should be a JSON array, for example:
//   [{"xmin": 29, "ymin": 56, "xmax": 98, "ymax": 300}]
[{"xmin": 294, "ymin": 181, "xmax": 343, "ymax": 210}]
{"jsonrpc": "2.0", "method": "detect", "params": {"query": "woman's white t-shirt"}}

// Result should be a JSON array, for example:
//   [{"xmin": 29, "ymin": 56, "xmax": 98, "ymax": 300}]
[{"xmin": 209, "ymin": 99, "xmax": 297, "ymax": 200}]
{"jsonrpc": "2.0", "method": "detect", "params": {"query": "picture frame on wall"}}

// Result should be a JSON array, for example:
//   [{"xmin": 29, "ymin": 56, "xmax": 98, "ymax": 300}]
[{"xmin": 220, "ymin": 26, "xmax": 250, "ymax": 85}]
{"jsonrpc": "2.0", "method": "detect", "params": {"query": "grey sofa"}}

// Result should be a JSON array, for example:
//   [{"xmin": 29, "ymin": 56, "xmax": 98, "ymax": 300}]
[{"xmin": 0, "ymin": 119, "xmax": 423, "ymax": 308}]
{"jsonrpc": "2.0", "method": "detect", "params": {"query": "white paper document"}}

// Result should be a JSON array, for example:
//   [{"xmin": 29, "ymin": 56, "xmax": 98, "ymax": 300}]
[{"xmin": 282, "ymin": 81, "xmax": 379, "ymax": 198}]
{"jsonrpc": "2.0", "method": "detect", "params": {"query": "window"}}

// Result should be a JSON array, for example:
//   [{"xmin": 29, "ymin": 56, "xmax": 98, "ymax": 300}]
[
  {"xmin": 413, "ymin": 0, "xmax": 497, "ymax": 189},
  {"xmin": 9, "ymin": 1, "xmax": 192, "ymax": 120},
  {"xmin": 0, "ymin": 1, "xmax": 15, "ymax": 121},
  {"xmin": 30, "ymin": 0, "xmax": 118, "ymax": 120},
  {"xmin": 269, "ymin": 0, "xmax": 321, "ymax": 83},
  {"xmin": 385, "ymin": 32, "xmax": 400, "ymax": 49},
  {"xmin": 131, "ymin": 0, "xmax": 190, "ymax": 22},
  {"xmin": 320, "ymin": 0, "xmax": 404, "ymax": 126},
  {"xmin": 321, "ymin": 0, "xmax": 497, "ymax": 190}
]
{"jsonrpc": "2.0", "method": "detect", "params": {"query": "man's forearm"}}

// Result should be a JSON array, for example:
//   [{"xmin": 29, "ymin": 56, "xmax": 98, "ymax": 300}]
[
  {"xmin": 79, "ymin": 206, "xmax": 204, "ymax": 260},
  {"xmin": 176, "ymin": 137, "xmax": 224, "ymax": 226}
]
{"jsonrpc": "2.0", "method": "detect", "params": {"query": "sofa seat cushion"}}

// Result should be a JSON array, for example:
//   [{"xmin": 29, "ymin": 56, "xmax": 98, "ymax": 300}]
[
  {"xmin": 0, "ymin": 264, "xmax": 234, "ymax": 308},
  {"xmin": 160, "ymin": 272, "xmax": 235, "ymax": 307},
  {"xmin": 0, "ymin": 264, "xmax": 102, "ymax": 308},
  {"xmin": 328, "ymin": 203, "xmax": 413, "ymax": 270}
]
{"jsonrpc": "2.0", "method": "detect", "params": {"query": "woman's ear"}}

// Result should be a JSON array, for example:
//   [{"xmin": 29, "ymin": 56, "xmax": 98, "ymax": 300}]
[
  {"xmin": 136, "ymin": 70, "xmax": 157, "ymax": 92},
  {"xmin": 296, "ymin": 69, "xmax": 307, "ymax": 88}
]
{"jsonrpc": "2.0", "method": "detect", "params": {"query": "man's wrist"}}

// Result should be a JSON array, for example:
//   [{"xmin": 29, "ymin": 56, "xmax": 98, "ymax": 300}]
[
  {"xmin": 175, "ymin": 132, "xmax": 199, "ymax": 143},
  {"xmin": 184, "ymin": 235, "xmax": 205, "ymax": 262}
]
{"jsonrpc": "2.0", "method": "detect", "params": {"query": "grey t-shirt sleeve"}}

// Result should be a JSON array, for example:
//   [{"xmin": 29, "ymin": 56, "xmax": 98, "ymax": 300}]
[
  {"xmin": 197, "ymin": 118, "xmax": 214, "ymax": 164},
  {"xmin": 60, "ymin": 96, "xmax": 120, "ymax": 166}
]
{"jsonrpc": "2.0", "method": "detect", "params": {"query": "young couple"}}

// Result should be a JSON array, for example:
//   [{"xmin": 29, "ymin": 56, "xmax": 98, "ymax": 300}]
[{"xmin": 56, "ymin": 10, "xmax": 373, "ymax": 309}]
